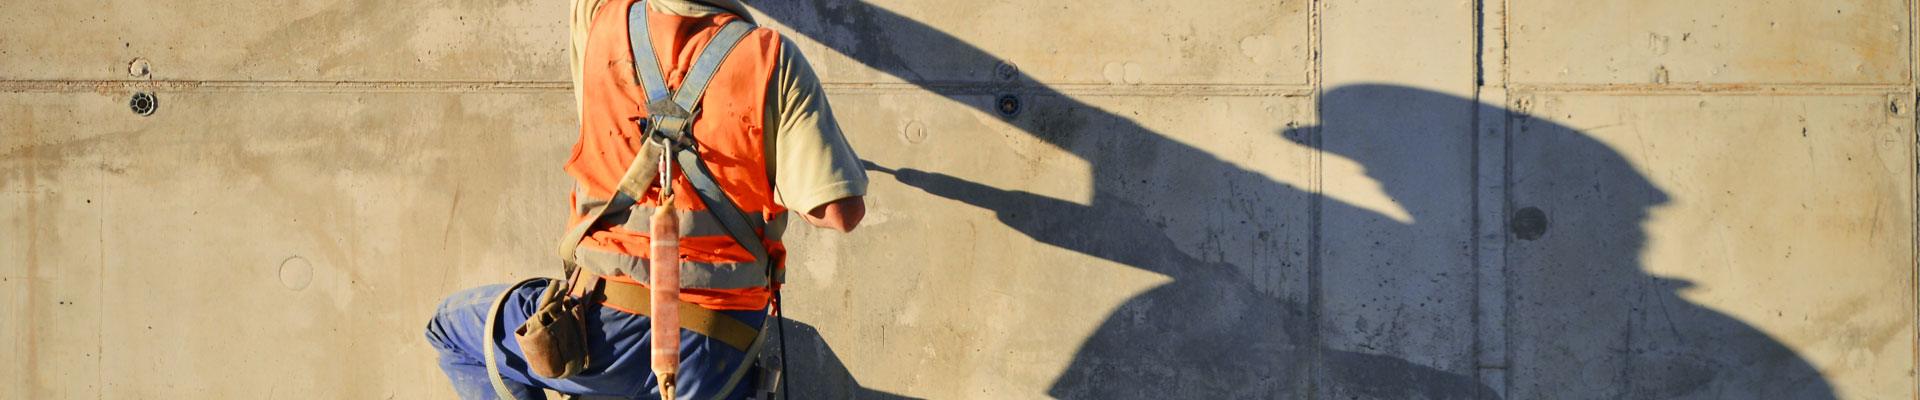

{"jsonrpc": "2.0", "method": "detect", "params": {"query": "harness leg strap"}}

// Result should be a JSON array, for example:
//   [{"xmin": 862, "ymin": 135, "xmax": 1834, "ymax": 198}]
[
  {"xmin": 707, "ymin": 314, "xmax": 775, "ymax": 400},
  {"xmin": 485, "ymin": 278, "xmax": 553, "ymax": 400}
]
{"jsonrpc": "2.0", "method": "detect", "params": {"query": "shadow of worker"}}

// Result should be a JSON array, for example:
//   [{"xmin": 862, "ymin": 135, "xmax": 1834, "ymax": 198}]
[
  {"xmin": 752, "ymin": 1, "xmax": 1489, "ymax": 398},
  {"xmin": 873, "ymin": 84, "xmax": 1835, "ymax": 399},
  {"xmin": 769, "ymin": 319, "xmax": 925, "ymax": 399},
  {"xmin": 749, "ymin": 1, "xmax": 1835, "ymax": 398},
  {"xmin": 1314, "ymin": 85, "xmax": 1835, "ymax": 399}
]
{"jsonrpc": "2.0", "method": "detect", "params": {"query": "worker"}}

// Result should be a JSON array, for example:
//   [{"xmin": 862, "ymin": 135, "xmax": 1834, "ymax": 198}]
[{"xmin": 422, "ymin": 0, "xmax": 868, "ymax": 398}]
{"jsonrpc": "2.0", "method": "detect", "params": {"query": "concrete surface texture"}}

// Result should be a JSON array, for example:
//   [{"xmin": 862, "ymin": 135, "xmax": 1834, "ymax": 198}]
[{"xmin": 1, "ymin": 0, "xmax": 1914, "ymax": 399}]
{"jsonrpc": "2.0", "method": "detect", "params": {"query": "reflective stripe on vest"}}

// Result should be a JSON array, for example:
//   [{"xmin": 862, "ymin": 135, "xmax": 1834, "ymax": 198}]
[
  {"xmin": 576, "ymin": 245, "xmax": 770, "ymax": 289},
  {"xmin": 576, "ymin": 192, "xmax": 790, "ymax": 242},
  {"xmin": 574, "ymin": 192, "xmax": 789, "ymax": 289}
]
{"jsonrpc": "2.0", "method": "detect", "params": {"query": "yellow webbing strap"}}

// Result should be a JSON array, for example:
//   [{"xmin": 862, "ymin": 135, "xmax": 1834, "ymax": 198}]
[
  {"xmin": 556, "ymin": 139, "xmax": 662, "ymax": 274},
  {"xmin": 709, "ymin": 315, "xmax": 773, "ymax": 400},
  {"xmin": 590, "ymin": 278, "xmax": 762, "ymax": 350}
]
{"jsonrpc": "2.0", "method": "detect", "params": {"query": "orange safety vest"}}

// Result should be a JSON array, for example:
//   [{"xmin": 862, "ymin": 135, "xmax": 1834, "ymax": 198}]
[{"xmin": 567, "ymin": 0, "xmax": 785, "ymax": 311}]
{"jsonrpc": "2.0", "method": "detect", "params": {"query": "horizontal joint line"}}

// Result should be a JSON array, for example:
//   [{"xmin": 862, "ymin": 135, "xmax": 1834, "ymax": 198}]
[
  {"xmin": 1509, "ymin": 83, "xmax": 1911, "ymax": 95},
  {"xmin": 0, "ymin": 79, "xmax": 1314, "ymax": 97},
  {"xmin": 0, "ymin": 80, "xmax": 571, "ymax": 93},
  {"xmin": 820, "ymin": 82, "xmax": 1315, "ymax": 97}
]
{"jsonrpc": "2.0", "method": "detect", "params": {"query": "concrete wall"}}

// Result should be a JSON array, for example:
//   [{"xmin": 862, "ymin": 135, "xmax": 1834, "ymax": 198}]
[{"xmin": 2, "ymin": 0, "xmax": 1913, "ymax": 398}]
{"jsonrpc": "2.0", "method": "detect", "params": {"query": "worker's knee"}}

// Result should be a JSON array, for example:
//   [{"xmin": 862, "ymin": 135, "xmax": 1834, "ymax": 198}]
[
  {"xmin": 423, "ymin": 284, "xmax": 511, "ymax": 356},
  {"xmin": 422, "ymin": 312, "xmax": 459, "ymax": 356}
]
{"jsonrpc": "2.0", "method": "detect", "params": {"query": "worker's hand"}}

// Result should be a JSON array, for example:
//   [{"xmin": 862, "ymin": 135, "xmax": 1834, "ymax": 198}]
[{"xmin": 803, "ymin": 196, "xmax": 865, "ymax": 232}]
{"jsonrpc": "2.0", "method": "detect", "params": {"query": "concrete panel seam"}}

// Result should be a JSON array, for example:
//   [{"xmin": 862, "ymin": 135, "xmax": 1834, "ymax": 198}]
[
  {"xmin": 817, "ymin": 82, "xmax": 1315, "ymax": 97},
  {"xmin": 1306, "ymin": 0, "xmax": 1325, "ymax": 398},
  {"xmin": 0, "ymin": 80, "xmax": 572, "ymax": 94},
  {"xmin": 1510, "ymin": 83, "xmax": 1914, "ymax": 96},
  {"xmin": 1911, "ymin": 0, "xmax": 1919, "ymax": 386},
  {"xmin": 1499, "ymin": 0, "xmax": 1511, "ymax": 89},
  {"xmin": 0, "ymin": 80, "xmax": 1314, "ymax": 97},
  {"xmin": 1474, "ymin": 0, "xmax": 1513, "ymax": 398}
]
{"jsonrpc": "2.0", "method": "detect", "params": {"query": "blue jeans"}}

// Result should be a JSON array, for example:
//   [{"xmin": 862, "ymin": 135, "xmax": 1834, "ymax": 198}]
[{"xmin": 425, "ymin": 280, "xmax": 765, "ymax": 399}]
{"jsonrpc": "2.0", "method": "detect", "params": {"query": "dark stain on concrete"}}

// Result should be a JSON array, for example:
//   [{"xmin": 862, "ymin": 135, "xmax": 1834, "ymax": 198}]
[
  {"xmin": 1510, "ymin": 206, "xmax": 1548, "ymax": 241},
  {"xmin": 18, "ymin": 104, "xmax": 44, "ymax": 397}
]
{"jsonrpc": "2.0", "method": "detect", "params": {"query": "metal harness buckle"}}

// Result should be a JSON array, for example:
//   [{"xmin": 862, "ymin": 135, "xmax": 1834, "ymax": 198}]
[{"xmin": 647, "ymin": 99, "xmax": 697, "ymax": 149}]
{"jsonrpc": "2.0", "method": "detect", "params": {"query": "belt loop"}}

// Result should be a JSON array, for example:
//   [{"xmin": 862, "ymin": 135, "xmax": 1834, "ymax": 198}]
[{"xmin": 568, "ymin": 269, "xmax": 603, "ymax": 300}]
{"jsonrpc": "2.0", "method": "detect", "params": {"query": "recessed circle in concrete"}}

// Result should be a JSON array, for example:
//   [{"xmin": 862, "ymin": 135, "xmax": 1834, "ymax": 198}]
[
  {"xmin": 129, "ymin": 92, "xmax": 157, "ymax": 116},
  {"xmin": 128, "ymin": 58, "xmax": 151, "ymax": 78},
  {"xmin": 902, "ymin": 120, "xmax": 927, "ymax": 143},
  {"xmin": 1511, "ymin": 206, "xmax": 1549, "ymax": 241},
  {"xmin": 994, "ymin": 62, "xmax": 1018, "ymax": 81},
  {"xmin": 279, "ymin": 256, "xmax": 313, "ymax": 291}
]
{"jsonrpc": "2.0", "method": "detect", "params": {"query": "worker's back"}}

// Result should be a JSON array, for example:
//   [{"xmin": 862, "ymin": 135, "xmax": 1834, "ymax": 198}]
[{"xmin": 426, "ymin": 0, "xmax": 869, "ymax": 398}]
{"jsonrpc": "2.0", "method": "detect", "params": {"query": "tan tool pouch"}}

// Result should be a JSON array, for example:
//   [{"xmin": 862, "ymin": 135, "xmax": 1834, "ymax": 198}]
[{"xmin": 514, "ymin": 277, "xmax": 594, "ymax": 379}]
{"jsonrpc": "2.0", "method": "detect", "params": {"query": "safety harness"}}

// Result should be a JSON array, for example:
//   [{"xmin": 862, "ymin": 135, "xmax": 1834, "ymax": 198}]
[{"xmin": 482, "ymin": 2, "xmax": 782, "ymax": 398}]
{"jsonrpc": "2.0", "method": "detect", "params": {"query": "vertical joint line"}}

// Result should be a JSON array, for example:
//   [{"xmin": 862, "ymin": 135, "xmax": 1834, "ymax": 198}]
[
  {"xmin": 1910, "ymin": 0, "xmax": 1919, "ymax": 393},
  {"xmin": 1305, "ymin": 0, "xmax": 1326, "ymax": 398},
  {"xmin": 1904, "ymin": 0, "xmax": 1920, "ymax": 388},
  {"xmin": 1910, "ymin": 0, "xmax": 1920, "ymax": 389},
  {"xmin": 1473, "ymin": 0, "xmax": 1486, "ymax": 88},
  {"xmin": 1500, "ymin": 0, "xmax": 1513, "ymax": 89},
  {"xmin": 1468, "ymin": 0, "xmax": 1487, "ymax": 381}
]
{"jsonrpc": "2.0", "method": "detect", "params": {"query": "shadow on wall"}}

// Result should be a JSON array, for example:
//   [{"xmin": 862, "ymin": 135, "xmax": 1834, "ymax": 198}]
[
  {"xmin": 752, "ymin": 1, "xmax": 1837, "ymax": 399},
  {"xmin": 772, "ymin": 320, "xmax": 925, "ymax": 399}
]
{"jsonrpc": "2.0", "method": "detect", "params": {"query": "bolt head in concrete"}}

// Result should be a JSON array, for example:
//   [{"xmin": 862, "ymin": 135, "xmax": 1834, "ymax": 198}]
[
  {"xmin": 995, "ymin": 94, "xmax": 1021, "ymax": 117},
  {"xmin": 128, "ymin": 92, "xmax": 158, "ymax": 116}
]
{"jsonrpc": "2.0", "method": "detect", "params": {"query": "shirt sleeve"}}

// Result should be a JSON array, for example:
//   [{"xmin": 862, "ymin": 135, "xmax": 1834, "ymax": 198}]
[
  {"xmin": 569, "ymin": 0, "xmax": 605, "ymax": 122},
  {"xmin": 765, "ymin": 36, "xmax": 868, "ymax": 214}
]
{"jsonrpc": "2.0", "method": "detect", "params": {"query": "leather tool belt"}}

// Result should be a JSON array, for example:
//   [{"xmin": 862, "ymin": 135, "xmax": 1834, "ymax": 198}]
[
  {"xmin": 565, "ymin": 268, "xmax": 764, "ymax": 351},
  {"xmin": 503, "ymin": 268, "xmax": 764, "ymax": 382}
]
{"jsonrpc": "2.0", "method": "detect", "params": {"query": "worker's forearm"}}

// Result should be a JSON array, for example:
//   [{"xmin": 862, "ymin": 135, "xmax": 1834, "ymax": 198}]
[{"xmin": 803, "ymin": 196, "xmax": 865, "ymax": 232}]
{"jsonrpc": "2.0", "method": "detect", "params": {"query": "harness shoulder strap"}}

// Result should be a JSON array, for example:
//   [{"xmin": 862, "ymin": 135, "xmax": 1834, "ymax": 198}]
[
  {"xmin": 560, "ymin": 2, "xmax": 760, "ymax": 273},
  {"xmin": 676, "ymin": 145, "xmax": 772, "ymax": 266},
  {"xmin": 670, "ymin": 21, "xmax": 755, "ymax": 113},
  {"xmin": 627, "ymin": 0, "xmax": 773, "ymax": 271},
  {"xmin": 662, "ymin": 24, "xmax": 774, "ymax": 272},
  {"xmin": 627, "ymin": 2, "xmax": 672, "ymax": 107},
  {"xmin": 629, "ymin": 2, "xmax": 756, "ymax": 116}
]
